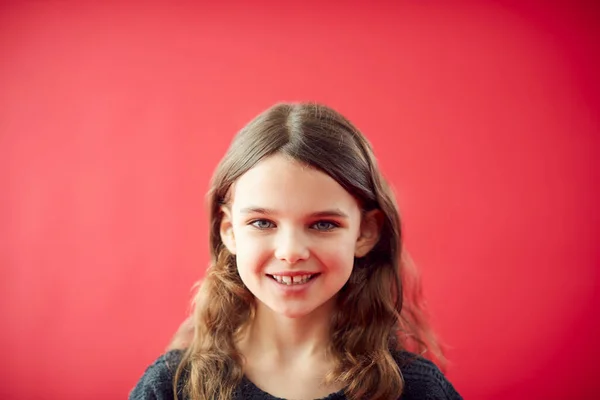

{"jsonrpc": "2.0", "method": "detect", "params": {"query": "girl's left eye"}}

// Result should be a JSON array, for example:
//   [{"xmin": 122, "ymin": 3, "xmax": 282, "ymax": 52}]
[{"xmin": 312, "ymin": 221, "xmax": 339, "ymax": 231}]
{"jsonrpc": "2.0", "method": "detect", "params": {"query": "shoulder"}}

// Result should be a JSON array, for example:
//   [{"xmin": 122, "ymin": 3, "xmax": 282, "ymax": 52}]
[
  {"xmin": 129, "ymin": 350, "xmax": 185, "ymax": 400},
  {"xmin": 392, "ymin": 351, "xmax": 463, "ymax": 400}
]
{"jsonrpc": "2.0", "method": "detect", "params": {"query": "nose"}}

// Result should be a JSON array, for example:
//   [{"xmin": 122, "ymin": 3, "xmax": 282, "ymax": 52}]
[{"xmin": 274, "ymin": 228, "xmax": 310, "ymax": 264}]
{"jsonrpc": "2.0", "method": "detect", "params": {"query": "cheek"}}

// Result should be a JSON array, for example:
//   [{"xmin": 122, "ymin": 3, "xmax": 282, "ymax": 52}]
[
  {"xmin": 233, "ymin": 231, "xmax": 271, "ymax": 272},
  {"xmin": 315, "ymin": 238, "xmax": 357, "ymax": 272}
]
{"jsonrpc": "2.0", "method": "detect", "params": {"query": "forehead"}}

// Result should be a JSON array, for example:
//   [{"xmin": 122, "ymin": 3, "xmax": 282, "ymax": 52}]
[{"xmin": 231, "ymin": 154, "xmax": 360, "ymax": 214}]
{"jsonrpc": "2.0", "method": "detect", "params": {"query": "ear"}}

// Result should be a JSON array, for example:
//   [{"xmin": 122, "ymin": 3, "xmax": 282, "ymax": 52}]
[
  {"xmin": 354, "ymin": 209, "xmax": 383, "ymax": 258},
  {"xmin": 220, "ymin": 206, "xmax": 236, "ymax": 255}
]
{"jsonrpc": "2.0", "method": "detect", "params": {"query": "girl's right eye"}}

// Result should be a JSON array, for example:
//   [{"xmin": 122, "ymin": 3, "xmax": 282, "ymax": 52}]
[{"xmin": 250, "ymin": 219, "xmax": 275, "ymax": 229}]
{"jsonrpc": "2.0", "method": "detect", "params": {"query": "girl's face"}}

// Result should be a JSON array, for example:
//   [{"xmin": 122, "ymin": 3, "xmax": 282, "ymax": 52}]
[{"xmin": 220, "ymin": 154, "xmax": 380, "ymax": 318}]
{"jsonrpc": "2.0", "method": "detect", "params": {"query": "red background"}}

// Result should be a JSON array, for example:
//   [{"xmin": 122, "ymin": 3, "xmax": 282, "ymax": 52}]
[{"xmin": 1, "ymin": 1, "xmax": 598, "ymax": 399}]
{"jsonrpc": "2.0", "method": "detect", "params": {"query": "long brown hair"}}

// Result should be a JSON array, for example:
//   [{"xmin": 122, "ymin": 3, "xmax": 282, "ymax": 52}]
[{"xmin": 174, "ymin": 103, "xmax": 444, "ymax": 400}]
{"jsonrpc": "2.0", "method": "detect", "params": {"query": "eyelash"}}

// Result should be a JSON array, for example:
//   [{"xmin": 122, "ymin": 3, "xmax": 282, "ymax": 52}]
[{"xmin": 248, "ymin": 219, "xmax": 340, "ymax": 231}]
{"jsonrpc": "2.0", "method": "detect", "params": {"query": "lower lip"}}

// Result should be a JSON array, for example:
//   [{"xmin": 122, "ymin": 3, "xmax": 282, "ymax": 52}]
[{"xmin": 267, "ymin": 275, "xmax": 319, "ymax": 294}]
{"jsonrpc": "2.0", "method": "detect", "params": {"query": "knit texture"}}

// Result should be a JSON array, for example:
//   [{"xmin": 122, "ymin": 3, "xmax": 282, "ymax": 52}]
[{"xmin": 129, "ymin": 350, "xmax": 462, "ymax": 400}]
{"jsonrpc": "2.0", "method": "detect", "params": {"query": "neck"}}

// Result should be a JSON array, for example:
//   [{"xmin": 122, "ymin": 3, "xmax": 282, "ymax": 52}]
[{"xmin": 239, "ymin": 301, "xmax": 334, "ymax": 363}]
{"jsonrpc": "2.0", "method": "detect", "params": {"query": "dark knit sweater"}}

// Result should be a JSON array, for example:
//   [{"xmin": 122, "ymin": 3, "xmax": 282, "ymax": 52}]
[{"xmin": 129, "ymin": 350, "xmax": 462, "ymax": 400}]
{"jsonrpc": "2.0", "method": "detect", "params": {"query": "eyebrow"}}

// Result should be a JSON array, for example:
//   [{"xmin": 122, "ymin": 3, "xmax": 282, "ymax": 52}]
[{"xmin": 239, "ymin": 207, "xmax": 349, "ymax": 219}]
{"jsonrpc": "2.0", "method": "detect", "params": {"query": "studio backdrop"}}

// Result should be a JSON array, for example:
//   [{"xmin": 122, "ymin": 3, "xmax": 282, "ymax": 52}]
[{"xmin": 1, "ymin": 1, "xmax": 598, "ymax": 399}]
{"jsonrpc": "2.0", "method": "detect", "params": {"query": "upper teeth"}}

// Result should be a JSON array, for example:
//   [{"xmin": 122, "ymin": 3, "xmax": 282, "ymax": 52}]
[{"xmin": 272, "ymin": 274, "xmax": 313, "ymax": 285}]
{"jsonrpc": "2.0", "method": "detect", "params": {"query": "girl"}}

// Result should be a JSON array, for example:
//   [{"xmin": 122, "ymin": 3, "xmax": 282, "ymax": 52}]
[{"xmin": 130, "ymin": 103, "xmax": 462, "ymax": 400}]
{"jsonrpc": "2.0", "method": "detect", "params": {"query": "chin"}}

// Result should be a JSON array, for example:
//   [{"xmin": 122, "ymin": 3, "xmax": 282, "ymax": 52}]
[{"xmin": 271, "ymin": 305, "xmax": 315, "ymax": 319}]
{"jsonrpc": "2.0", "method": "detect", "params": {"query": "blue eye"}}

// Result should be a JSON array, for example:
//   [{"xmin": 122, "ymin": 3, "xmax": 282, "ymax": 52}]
[
  {"xmin": 312, "ymin": 221, "xmax": 338, "ymax": 231},
  {"xmin": 250, "ymin": 219, "xmax": 275, "ymax": 229}
]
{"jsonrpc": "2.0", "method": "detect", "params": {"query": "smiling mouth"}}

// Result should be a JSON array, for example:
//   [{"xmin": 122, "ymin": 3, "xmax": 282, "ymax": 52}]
[{"xmin": 267, "ymin": 274, "xmax": 320, "ymax": 285}]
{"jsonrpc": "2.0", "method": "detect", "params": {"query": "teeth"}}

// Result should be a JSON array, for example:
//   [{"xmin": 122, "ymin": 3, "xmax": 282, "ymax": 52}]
[{"xmin": 272, "ymin": 274, "xmax": 313, "ymax": 285}]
